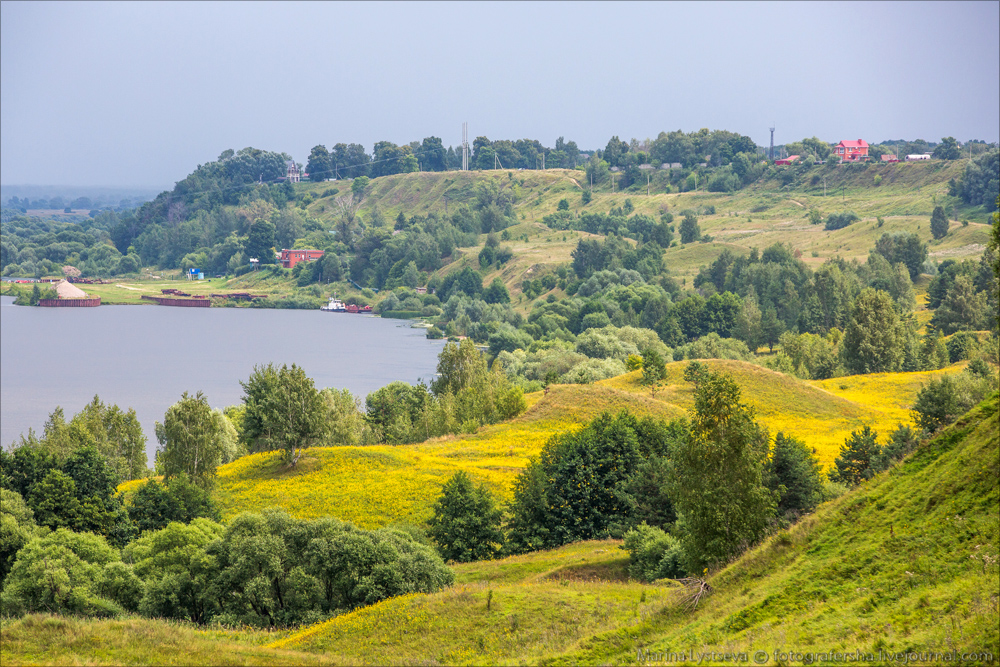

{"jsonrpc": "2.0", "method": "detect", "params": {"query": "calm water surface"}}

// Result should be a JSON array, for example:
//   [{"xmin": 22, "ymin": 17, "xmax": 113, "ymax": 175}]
[{"xmin": 0, "ymin": 296, "xmax": 445, "ymax": 464}]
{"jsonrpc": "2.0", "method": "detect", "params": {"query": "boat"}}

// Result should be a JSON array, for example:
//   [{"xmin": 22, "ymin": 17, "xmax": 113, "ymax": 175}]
[{"xmin": 321, "ymin": 297, "xmax": 346, "ymax": 312}]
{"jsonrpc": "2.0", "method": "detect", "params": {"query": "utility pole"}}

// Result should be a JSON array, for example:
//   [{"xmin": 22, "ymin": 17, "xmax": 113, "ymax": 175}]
[
  {"xmin": 647, "ymin": 172, "xmax": 650, "ymax": 196},
  {"xmin": 823, "ymin": 176, "xmax": 826, "ymax": 197},
  {"xmin": 541, "ymin": 152, "xmax": 545, "ymax": 170},
  {"xmin": 462, "ymin": 122, "xmax": 469, "ymax": 171}
]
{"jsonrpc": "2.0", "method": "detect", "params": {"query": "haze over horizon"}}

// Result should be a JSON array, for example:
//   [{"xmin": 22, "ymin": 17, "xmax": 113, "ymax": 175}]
[{"xmin": 2, "ymin": 0, "xmax": 998, "ymax": 189}]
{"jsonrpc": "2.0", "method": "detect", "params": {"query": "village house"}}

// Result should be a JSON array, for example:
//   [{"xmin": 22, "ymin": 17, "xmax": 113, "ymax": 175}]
[
  {"xmin": 774, "ymin": 155, "xmax": 801, "ymax": 166},
  {"xmin": 285, "ymin": 160, "xmax": 301, "ymax": 183},
  {"xmin": 279, "ymin": 248, "xmax": 323, "ymax": 269},
  {"xmin": 833, "ymin": 139, "xmax": 869, "ymax": 162}
]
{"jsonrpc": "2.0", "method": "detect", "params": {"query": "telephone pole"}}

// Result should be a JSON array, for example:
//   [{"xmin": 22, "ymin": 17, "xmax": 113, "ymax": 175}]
[{"xmin": 462, "ymin": 122, "xmax": 469, "ymax": 171}]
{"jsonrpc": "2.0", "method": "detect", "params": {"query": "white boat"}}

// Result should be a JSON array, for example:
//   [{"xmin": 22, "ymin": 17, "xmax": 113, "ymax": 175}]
[{"xmin": 321, "ymin": 297, "xmax": 346, "ymax": 312}]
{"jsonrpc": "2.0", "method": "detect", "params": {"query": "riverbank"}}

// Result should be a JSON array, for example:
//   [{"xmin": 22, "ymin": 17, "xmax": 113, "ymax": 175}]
[{"xmin": 0, "ymin": 271, "xmax": 369, "ymax": 309}]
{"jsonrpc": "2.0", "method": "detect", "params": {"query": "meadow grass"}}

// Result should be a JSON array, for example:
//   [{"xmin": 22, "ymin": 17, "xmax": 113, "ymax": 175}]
[
  {"xmin": 552, "ymin": 393, "xmax": 1000, "ymax": 665},
  {"xmin": 212, "ymin": 360, "xmax": 965, "ymax": 524},
  {"xmin": 0, "ymin": 613, "xmax": 328, "ymax": 666},
  {"xmin": 267, "ymin": 541, "xmax": 676, "ymax": 665}
]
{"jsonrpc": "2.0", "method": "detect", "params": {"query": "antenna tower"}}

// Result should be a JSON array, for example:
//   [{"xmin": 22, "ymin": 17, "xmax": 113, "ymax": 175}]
[
  {"xmin": 462, "ymin": 122, "xmax": 469, "ymax": 171},
  {"xmin": 769, "ymin": 126, "xmax": 775, "ymax": 162}
]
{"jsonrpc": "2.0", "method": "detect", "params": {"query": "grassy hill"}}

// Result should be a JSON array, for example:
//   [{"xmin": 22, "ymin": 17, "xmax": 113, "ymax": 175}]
[
  {"xmin": 59, "ymin": 160, "xmax": 992, "ymax": 308},
  {"xmin": 12, "ymin": 392, "xmax": 993, "ymax": 666},
  {"xmin": 297, "ymin": 161, "xmax": 991, "ymax": 287},
  {"xmin": 210, "ymin": 361, "xmax": 968, "ymax": 527}
]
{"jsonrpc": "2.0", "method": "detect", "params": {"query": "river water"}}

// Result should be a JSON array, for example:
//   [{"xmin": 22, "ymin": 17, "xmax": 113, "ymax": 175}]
[{"xmin": 0, "ymin": 296, "xmax": 445, "ymax": 466}]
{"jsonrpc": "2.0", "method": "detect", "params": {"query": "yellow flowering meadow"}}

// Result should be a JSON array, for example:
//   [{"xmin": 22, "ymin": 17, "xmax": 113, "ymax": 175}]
[{"xmin": 212, "ymin": 360, "xmax": 966, "ymax": 525}]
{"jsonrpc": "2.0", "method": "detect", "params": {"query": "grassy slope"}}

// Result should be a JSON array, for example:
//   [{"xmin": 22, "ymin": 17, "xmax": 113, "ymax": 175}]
[
  {"xmin": 6, "ymin": 397, "xmax": 995, "ymax": 666},
  {"xmin": 0, "ymin": 614, "xmax": 328, "ymax": 666},
  {"xmin": 550, "ymin": 393, "xmax": 999, "ymax": 665},
  {"xmin": 219, "ymin": 394, "xmax": 1000, "ymax": 665},
  {"xmin": 54, "ymin": 160, "xmax": 987, "ymax": 307},
  {"xmin": 211, "ymin": 360, "xmax": 968, "ymax": 526}
]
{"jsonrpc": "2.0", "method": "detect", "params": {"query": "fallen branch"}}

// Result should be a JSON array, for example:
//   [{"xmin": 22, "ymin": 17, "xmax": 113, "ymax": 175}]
[{"xmin": 676, "ymin": 577, "xmax": 713, "ymax": 610}]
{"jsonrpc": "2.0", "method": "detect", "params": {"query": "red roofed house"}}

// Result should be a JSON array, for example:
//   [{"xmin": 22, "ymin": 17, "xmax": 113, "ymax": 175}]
[
  {"xmin": 880, "ymin": 154, "xmax": 899, "ymax": 163},
  {"xmin": 775, "ymin": 155, "xmax": 801, "ymax": 166},
  {"xmin": 833, "ymin": 139, "xmax": 869, "ymax": 162},
  {"xmin": 279, "ymin": 248, "xmax": 324, "ymax": 269}
]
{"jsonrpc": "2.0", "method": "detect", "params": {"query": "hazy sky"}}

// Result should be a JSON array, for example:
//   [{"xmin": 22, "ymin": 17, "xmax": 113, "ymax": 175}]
[{"xmin": 2, "ymin": 1, "xmax": 998, "ymax": 188}]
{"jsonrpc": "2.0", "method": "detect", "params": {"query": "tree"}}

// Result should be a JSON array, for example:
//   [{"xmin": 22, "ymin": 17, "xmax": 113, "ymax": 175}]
[
  {"xmin": 679, "ymin": 211, "xmax": 701, "ymax": 244},
  {"xmin": 734, "ymin": 287, "xmax": 763, "ymax": 352},
  {"xmin": 930, "ymin": 274, "xmax": 990, "ymax": 334},
  {"xmin": 126, "ymin": 474, "xmax": 220, "ymax": 534},
  {"xmin": 0, "ymin": 489, "xmax": 40, "ymax": 586},
  {"xmin": 840, "ymin": 289, "xmax": 905, "ymax": 374},
  {"xmin": 873, "ymin": 232, "xmax": 928, "ymax": 281},
  {"xmin": 244, "ymin": 219, "xmax": 276, "ymax": 262},
  {"xmin": 1, "ymin": 528, "xmax": 138, "ymax": 617},
  {"xmin": 829, "ymin": 425, "xmax": 881, "ymax": 486},
  {"xmin": 426, "ymin": 471, "xmax": 504, "ymax": 562},
  {"xmin": 155, "ymin": 391, "xmax": 230, "ymax": 486},
  {"xmin": 668, "ymin": 366, "xmax": 775, "ymax": 572},
  {"xmin": 351, "ymin": 175, "xmax": 370, "ymax": 202},
  {"xmin": 640, "ymin": 348, "xmax": 667, "ymax": 390},
  {"xmin": 932, "ymin": 136, "xmax": 962, "ymax": 160},
  {"xmin": 482, "ymin": 277, "xmax": 510, "ymax": 304},
  {"xmin": 506, "ymin": 411, "xmax": 670, "ymax": 553},
  {"xmin": 240, "ymin": 364, "xmax": 327, "ymax": 465},
  {"xmin": 911, "ymin": 376, "xmax": 960, "ymax": 432},
  {"xmin": 319, "ymin": 388, "xmax": 365, "ymax": 447},
  {"xmin": 123, "ymin": 518, "xmax": 223, "ymax": 624},
  {"xmin": 767, "ymin": 433, "xmax": 824, "ymax": 515},
  {"xmin": 930, "ymin": 205, "xmax": 949, "ymax": 240},
  {"xmin": 306, "ymin": 145, "xmax": 332, "ymax": 182}
]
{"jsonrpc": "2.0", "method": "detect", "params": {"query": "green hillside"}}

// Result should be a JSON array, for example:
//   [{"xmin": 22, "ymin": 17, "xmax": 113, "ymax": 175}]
[
  {"xmin": 210, "ymin": 392, "xmax": 1000, "ymax": 665},
  {"xmin": 206, "ymin": 361, "xmax": 967, "ymax": 526},
  {"xmin": 3, "ymin": 394, "xmax": 995, "ymax": 666}
]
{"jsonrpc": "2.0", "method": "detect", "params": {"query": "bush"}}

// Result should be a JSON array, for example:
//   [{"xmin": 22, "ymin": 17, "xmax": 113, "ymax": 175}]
[
  {"xmin": 426, "ymin": 471, "xmax": 504, "ymax": 562},
  {"xmin": 506, "ymin": 411, "xmax": 673, "ymax": 553},
  {"xmin": 1, "ymin": 529, "xmax": 133, "ymax": 618},
  {"xmin": 621, "ymin": 523, "xmax": 685, "ymax": 581},
  {"xmin": 824, "ymin": 211, "xmax": 860, "ymax": 230}
]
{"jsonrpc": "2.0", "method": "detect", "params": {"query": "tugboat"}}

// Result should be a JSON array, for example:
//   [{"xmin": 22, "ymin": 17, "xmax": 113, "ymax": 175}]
[{"xmin": 321, "ymin": 296, "xmax": 346, "ymax": 312}]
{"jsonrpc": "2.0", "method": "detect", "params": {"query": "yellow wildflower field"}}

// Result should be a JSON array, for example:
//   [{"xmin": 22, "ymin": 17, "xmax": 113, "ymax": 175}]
[{"xmin": 213, "ymin": 360, "xmax": 966, "ymax": 527}]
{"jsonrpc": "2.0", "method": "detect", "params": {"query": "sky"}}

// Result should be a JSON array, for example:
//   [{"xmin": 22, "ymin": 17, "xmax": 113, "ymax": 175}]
[{"xmin": 2, "ymin": 1, "xmax": 998, "ymax": 189}]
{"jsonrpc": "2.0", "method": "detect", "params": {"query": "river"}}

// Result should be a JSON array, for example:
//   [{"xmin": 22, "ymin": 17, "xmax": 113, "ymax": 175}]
[{"xmin": 0, "ymin": 296, "xmax": 445, "ymax": 466}]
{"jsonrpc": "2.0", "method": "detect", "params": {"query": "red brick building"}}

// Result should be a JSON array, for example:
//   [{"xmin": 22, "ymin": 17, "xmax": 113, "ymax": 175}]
[
  {"xmin": 833, "ymin": 139, "xmax": 869, "ymax": 162},
  {"xmin": 279, "ymin": 248, "xmax": 324, "ymax": 269}
]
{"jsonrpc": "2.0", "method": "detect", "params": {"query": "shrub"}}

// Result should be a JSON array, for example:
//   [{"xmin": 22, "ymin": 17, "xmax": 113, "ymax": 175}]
[
  {"xmin": 621, "ymin": 523, "xmax": 685, "ymax": 581},
  {"xmin": 0, "ymin": 529, "xmax": 133, "ymax": 618},
  {"xmin": 506, "ymin": 411, "xmax": 672, "ymax": 553},
  {"xmin": 824, "ymin": 211, "xmax": 860, "ymax": 230},
  {"xmin": 426, "ymin": 471, "xmax": 504, "ymax": 563}
]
